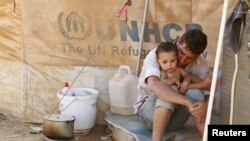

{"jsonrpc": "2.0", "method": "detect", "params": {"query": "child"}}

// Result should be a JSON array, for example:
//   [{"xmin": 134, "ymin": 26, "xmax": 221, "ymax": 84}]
[{"xmin": 156, "ymin": 41, "xmax": 197, "ymax": 94}]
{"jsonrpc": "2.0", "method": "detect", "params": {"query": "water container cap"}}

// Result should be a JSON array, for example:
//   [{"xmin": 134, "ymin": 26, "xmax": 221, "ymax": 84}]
[{"xmin": 64, "ymin": 82, "xmax": 69, "ymax": 87}]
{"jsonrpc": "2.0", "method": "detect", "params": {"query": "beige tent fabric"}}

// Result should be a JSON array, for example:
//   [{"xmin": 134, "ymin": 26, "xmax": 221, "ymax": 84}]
[
  {"xmin": 21, "ymin": 0, "xmax": 142, "ymax": 66},
  {"xmin": 0, "ymin": 0, "xmax": 236, "ymax": 67},
  {"xmin": 0, "ymin": 0, "xmax": 238, "ymax": 123},
  {"xmin": 0, "ymin": 0, "xmax": 22, "ymax": 61},
  {"xmin": 0, "ymin": 0, "xmax": 237, "ymax": 67},
  {"xmin": 0, "ymin": 60, "xmax": 24, "ymax": 119}
]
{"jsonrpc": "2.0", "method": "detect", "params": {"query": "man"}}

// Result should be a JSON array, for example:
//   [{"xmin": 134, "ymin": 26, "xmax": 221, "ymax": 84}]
[{"xmin": 134, "ymin": 29, "xmax": 211, "ymax": 141}]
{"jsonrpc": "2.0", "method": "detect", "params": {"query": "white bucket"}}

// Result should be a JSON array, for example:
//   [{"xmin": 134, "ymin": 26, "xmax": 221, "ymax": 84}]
[{"xmin": 57, "ymin": 88, "xmax": 99, "ymax": 135}]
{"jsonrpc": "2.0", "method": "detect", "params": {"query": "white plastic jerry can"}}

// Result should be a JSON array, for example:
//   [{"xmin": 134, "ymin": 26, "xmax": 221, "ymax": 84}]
[{"xmin": 108, "ymin": 65, "xmax": 139, "ymax": 115}]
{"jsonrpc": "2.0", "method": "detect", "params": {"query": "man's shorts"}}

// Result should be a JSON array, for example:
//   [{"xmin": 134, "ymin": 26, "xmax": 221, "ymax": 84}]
[{"xmin": 137, "ymin": 88, "xmax": 205, "ymax": 130}]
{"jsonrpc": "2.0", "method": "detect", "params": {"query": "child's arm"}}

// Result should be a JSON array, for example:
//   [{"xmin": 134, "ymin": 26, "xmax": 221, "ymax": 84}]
[
  {"xmin": 179, "ymin": 68, "xmax": 192, "ymax": 94},
  {"xmin": 190, "ymin": 75, "xmax": 203, "ymax": 82},
  {"xmin": 178, "ymin": 68, "xmax": 211, "ymax": 93},
  {"xmin": 188, "ymin": 75, "xmax": 213, "ymax": 91},
  {"xmin": 160, "ymin": 71, "xmax": 180, "ymax": 86},
  {"xmin": 161, "ymin": 76, "xmax": 180, "ymax": 86},
  {"xmin": 179, "ymin": 71, "xmax": 214, "ymax": 91}
]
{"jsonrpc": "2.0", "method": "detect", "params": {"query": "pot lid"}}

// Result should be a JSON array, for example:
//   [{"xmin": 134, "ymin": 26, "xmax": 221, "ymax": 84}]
[{"xmin": 43, "ymin": 114, "xmax": 74, "ymax": 121}]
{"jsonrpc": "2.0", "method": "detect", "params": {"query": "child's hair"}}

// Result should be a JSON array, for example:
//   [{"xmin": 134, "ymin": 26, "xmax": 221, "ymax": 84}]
[{"xmin": 156, "ymin": 41, "xmax": 178, "ymax": 59}]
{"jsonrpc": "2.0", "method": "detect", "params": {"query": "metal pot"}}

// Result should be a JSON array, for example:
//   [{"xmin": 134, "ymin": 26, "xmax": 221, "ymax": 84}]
[{"xmin": 43, "ymin": 114, "xmax": 75, "ymax": 140}]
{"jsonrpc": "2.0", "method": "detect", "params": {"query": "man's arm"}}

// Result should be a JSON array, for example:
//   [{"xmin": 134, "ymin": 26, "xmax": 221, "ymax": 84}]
[
  {"xmin": 147, "ymin": 76, "xmax": 193, "ymax": 107},
  {"xmin": 188, "ymin": 75, "xmax": 212, "ymax": 91}
]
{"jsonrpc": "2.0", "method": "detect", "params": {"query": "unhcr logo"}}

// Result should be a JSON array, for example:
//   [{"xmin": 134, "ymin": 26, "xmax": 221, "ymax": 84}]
[{"xmin": 58, "ymin": 11, "xmax": 92, "ymax": 40}]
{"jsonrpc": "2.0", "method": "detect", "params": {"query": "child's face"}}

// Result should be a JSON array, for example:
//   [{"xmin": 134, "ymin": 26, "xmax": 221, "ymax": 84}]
[{"xmin": 158, "ymin": 51, "xmax": 178, "ymax": 73}]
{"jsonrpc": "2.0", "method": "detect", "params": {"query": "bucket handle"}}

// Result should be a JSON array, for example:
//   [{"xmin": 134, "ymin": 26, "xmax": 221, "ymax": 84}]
[
  {"xmin": 60, "ymin": 98, "xmax": 77, "ymax": 112},
  {"xmin": 118, "ymin": 65, "xmax": 131, "ymax": 75},
  {"xmin": 72, "ymin": 116, "xmax": 76, "ymax": 121}
]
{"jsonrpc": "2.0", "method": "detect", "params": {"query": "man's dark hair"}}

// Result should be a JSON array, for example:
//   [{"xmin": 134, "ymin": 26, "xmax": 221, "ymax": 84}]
[
  {"xmin": 179, "ymin": 29, "xmax": 207, "ymax": 55},
  {"xmin": 156, "ymin": 41, "xmax": 178, "ymax": 59}
]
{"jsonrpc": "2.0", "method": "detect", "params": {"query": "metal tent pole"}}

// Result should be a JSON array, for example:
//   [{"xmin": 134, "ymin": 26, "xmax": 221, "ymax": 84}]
[
  {"xmin": 202, "ymin": 0, "xmax": 228, "ymax": 141},
  {"xmin": 136, "ymin": 0, "xmax": 149, "ymax": 76}
]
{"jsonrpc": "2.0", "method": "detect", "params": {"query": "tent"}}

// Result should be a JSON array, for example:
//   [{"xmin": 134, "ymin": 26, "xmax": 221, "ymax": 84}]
[
  {"xmin": 1, "ymin": 0, "xmax": 249, "ymax": 140},
  {"xmin": 220, "ymin": 0, "xmax": 250, "ymax": 124}
]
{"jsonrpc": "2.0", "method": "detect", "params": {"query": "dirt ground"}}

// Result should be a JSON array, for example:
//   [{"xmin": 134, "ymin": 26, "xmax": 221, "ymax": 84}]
[{"xmin": 0, "ymin": 115, "xmax": 112, "ymax": 141}]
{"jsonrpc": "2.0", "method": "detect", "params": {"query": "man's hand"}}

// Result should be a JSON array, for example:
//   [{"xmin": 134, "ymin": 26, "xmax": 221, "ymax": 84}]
[{"xmin": 189, "ymin": 101, "xmax": 208, "ymax": 123}]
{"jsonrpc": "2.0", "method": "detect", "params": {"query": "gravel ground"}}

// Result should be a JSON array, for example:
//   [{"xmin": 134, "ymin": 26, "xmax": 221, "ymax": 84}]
[{"xmin": 0, "ymin": 115, "xmax": 111, "ymax": 141}]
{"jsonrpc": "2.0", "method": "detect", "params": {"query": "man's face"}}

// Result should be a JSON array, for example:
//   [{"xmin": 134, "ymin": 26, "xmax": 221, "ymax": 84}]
[{"xmin": 177, "ymin": 43, "xmax": 198, "ymax": 68}]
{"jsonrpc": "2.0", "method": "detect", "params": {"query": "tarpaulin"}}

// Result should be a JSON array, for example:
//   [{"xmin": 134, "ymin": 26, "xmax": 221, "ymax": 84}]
[{"xmin": 0, "ymin": 0, "xmax": 238, "ymax": 123}]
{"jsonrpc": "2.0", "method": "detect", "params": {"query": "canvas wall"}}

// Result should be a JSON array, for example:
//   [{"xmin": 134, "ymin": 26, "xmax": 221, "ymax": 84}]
[{"xmin": 0, "ymin": 0, "xmax": 237, "ymax": 123}]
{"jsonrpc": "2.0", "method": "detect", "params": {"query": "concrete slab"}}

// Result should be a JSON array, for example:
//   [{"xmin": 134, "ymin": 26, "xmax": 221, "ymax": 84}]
[{"xmin": 105, "ymin": 112, "xmax": 202, "ymax": 141}]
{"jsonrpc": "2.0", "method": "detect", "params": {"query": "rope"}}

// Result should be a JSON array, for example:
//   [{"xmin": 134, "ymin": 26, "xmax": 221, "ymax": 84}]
[
  {"xmin": 229, "ymin": 53, "xmax": 239, "ymax": 124},
  {"xmin": 47, "ymin": 9, "xmax": 122, "ymax": 120}
]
